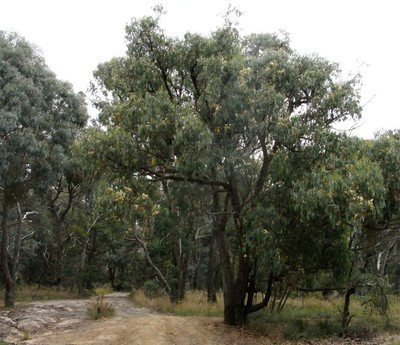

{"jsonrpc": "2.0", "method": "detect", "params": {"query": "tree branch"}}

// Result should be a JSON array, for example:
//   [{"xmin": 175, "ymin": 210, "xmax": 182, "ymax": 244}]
[{"xmin": 126, "ymin": 233, "xmax": 172, "ymax": 294}]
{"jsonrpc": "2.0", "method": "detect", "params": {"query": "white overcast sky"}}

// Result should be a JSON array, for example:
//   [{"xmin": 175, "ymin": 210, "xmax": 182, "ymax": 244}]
[{"xmin": 1, "ymin": 0, "xmax": 399, "ymax": 138}]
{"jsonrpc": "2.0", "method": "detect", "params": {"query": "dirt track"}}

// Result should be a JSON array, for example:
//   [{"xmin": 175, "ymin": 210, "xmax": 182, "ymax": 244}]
[{"xmin": 0, "ymin": 293, "xmax": 271, "ymax": 345}]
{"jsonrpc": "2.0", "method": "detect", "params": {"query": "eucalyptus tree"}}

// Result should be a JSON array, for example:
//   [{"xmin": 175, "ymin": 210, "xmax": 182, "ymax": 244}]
[
  {"xmin": 43, "ymin": 159, "xmax": 88, "ymax": 288},
  {"xmin": 287, "ymin": 136, "xmax": 386, "ymax": 335},
  {"xmin": 365, "ymin": 131, "xmax": 400, "ymax": 287},
  {"xmin": 89, "ymin": 9, "xmax": 361, "ymax": 324},
  {"xmin": 0, "ymin": 31, "xmax": 87, "ymax": 306}
]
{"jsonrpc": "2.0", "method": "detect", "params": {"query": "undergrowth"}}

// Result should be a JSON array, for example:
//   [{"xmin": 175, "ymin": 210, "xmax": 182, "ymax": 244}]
[
  {"xmin": 0, "ymin": 284, "xmax": 115, "ymax": 305},
  {"xmin": 247, "ymin": 293, "xmax": 400, "ymax": 341},
  {"xmin": 131, "ymin": 289, "xmax": 223, "ymax": 317},
  {"xmin": 0, "ymin": 285, "xmax": 91, "ymax": 304}
]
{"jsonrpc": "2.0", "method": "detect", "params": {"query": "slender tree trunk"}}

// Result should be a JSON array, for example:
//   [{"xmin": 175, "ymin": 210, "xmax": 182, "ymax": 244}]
[
  {"xmin": 175, "ymin": 212, "xmax": 195, "ymax": 302},
  {"xmin": 341, "ymin": 286, "xmax": 356, "ymax": 337},
  {"xmin": 207, "ymin": 228, "xmax": 218, "ymax": 303},
  {"xmin": 169, "ymin": 241, "xmax": 190, "ymax": 302},
  {"xmin": 177, "ymin": 238, "xmax": 191, "ymax": 301},
  {"xmin": 132, "ymin": 233, "xmax": 172, "ymax": 295},
  {"xmin": 85, "ymin": 228, "xmax": 98, "ymax": 290},
  {"xmin": 192, "ymin": 238, "xmax": 202, "ymax": 290},
  {"xmin": 55, "ymin": 222, "xmax": 66, "ymax": 288},
  {"xmin": 1, "ymin": 199, "xmax": 15, "ymax": 307},
  {"xmin": 48, "ymin": 179, "xmax": 78, "ymax": 289},
  {"xmin": 108, "ymin": 266, "xmax": 117, "ymax": 289},
  {"xmin": 12, "ymin": 202, "xmax": 23, "ymax": 283},
  {"xmin": 0, "ymin": 197, "xmax": 23, "ymax": 307}
]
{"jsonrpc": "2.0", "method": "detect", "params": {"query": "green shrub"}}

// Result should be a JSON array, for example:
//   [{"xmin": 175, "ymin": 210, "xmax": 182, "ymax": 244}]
[{"xmin": 142, "ymin": 280, "xmax": 164, "ymax": 298}]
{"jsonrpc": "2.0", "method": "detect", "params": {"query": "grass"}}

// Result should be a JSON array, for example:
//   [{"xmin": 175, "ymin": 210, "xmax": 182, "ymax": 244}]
[
  {"xmin": 132, "ymin": 289, "xmax": 400, "ymax": 342},
  {"xmin": 87, "ymin": 294, "xmax": 115, "ymax": 320},
  {"xmin": 0, "ymin": 284, "xmax": 116, "ymax": 305},
  {"xmin": 0, "ymin": 285, "xmax": 91, "ymax": 304},
  {"xmin": 131, "ymin": 289, "xmax": 224, "ymax": 317},
  {"xmin": 247, "ymin": 293, "xmax": 400, "ymax": 341},
  {"xmin": 93, "ymin": 286, "xmax": 114, "ymax": 296},
  {"xmin": 21, "ymin": 331, "xmax": 29, "ymax": 341}
]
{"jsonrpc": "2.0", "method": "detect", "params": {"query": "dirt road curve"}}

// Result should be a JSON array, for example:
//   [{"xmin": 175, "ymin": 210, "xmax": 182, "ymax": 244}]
[{"xmin": 0, "ymin": 293, "xmax": 271, "ymax": 345}]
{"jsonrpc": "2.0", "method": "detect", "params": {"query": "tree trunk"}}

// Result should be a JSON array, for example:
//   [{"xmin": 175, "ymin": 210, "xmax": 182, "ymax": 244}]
[
  {"xmin": 177, "ymin": 243, "xmax": 190, "ymax": 301},
  {"xmin": 85, "ymin": 227, "xmax": 98, "ymax": 290},
  {"xmin": 207, "ymin": 229, "xmax": 218, "ymax": 303},
  {"xmin": 174, "ymin": 213, "xmax": 195, "ymax": 302},
  {"xmin": 132, "ymin": 233, "xmax": 172, "ymax": 295},
  {"xmin": 341, "ymin": 286, "xmax": 356, "ymax": 337},
  {"xmin": 170, "ymin": 236, "xmax": 191, "ymax": 303},
  {"xmin": 214, "ymin": 198, "xmax": 249, "ymax": 325},
  {"xmin": 222, "ymin": 166, "xmax": 251, "ymax": 326},
  {"xmin": 12, "ymin": 203, "xmax": 23, "ymax": 283},
  {"xmin": 1, "ymin": 197, "xmax": 15, "ymax": 307},
  {"xmin": 55, "ymin": 222, "xmax": 66, "ymax": 288},
  {"xmin": 207, "ymin": 181, "xmax": 221, "ymax": 302},
  {"xmin": 191, "ymin": 237, "xmax": 203, "ymax": 291},
  {"xmin": 108, "ymin": 266, "xmax": 117, "ymax": 289}
]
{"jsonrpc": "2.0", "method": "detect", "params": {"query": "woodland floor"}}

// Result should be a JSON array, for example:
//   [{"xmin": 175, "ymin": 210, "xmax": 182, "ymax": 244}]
[{"xmin": 1, "ymin": 293, "xmax": 400, "ymax": 345}]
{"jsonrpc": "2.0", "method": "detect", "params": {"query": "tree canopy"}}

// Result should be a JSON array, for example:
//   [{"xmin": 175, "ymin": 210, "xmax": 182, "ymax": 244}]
[
  {"xmin": 87, "ymin": 10, "xmax": 364, "ymax": 325},
  {"xmin": 0, "ymin": 31, "xmax": 88, "ymax": 306}
]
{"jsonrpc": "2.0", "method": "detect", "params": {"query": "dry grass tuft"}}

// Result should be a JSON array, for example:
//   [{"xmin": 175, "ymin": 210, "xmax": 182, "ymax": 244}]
[
  {"xmin": 87, "ymin": 294, "xmax": 115, "ymax": 320},
  {"xmin": 131, "ymin": 289, "xmax": 224, "ymax": 317}
]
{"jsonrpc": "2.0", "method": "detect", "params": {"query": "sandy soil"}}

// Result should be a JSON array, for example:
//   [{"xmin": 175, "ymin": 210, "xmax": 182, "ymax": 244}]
[{"xmin": 1, "ymin": 293, "xmax": 271, "ymax": 345}]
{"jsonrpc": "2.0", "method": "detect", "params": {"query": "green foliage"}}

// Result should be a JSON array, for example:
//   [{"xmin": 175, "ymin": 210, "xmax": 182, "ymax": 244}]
[
  {"xmin": 0, "ymin": 30, "xmax": 88, "ymax": 307},
  {"xmin": 85, "ymin": 9, "xmax": 367, "ymax": 324},
  {"xmin": 0, "ymin": 31, "xmax": 88, "ymax": 198},
  {"xmin": 248, "ymin": 294, "xmax": 400, "ymax": 341},
  {"xmin": 142, "ymin": 280, "xmax": 164, "ymax": 298},
  {"xmin": 360, "ymin": 282, "xmax": 390, "ymax": 316},
  {"xmin": 282, "ymin": 317, "xmax": 340, "ymax": 340}
]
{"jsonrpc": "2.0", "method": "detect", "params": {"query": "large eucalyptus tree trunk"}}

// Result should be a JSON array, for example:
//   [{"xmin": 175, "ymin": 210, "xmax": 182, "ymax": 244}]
[
  {"xmin": 215, "ymin": 166, "xmax": 273, "ymax": 325},
  {"xmin": 211, "ymin": 186, "xmax": 250, "ymax": 325}
]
